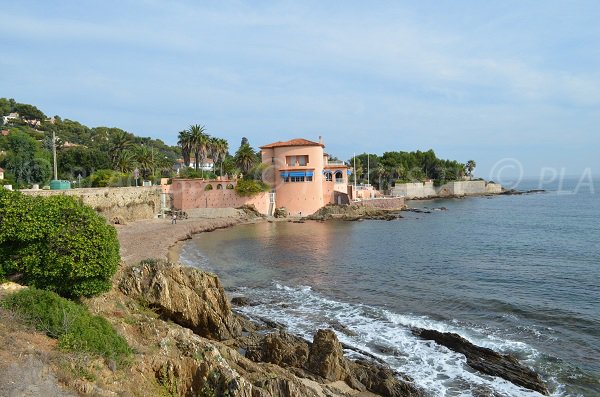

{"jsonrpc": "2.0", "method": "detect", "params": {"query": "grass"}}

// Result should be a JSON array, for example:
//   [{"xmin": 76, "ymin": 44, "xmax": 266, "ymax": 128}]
[{"xmin": 1, "ymin": 288, "xmax": 132, "ymax": 367}]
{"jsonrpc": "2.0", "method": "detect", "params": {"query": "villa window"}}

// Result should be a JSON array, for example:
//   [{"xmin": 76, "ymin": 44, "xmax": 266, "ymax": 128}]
[
  {"xmin": 325, "ymin": 172, "xmax": 333, "ymax": 182},
  {"xmin": 335, "ymin": 171, "xmax": 343, "ymax": 183},
  {"xmin": 281, "ymin": 171, "xmax": 314, "ymax": 182},
  {"xmin": 286, "ymin": 155, "xmax": 308, "ymax": 166}
]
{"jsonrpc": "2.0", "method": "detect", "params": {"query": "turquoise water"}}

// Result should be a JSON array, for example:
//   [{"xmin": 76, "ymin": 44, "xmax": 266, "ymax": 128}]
[{"xmin": 180, "ymin": 178, "xmax": 600, "ymax": 397}]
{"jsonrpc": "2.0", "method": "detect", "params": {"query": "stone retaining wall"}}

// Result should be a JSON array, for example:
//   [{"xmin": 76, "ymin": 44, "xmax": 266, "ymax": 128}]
[
  {"xmin": 21, "ymin": 186, "xmax": 162, "ymax": 222},
  {"xmin": 354, "ymin": 197, "xmax": 405, "ymax": 210},
  {"xmin": 391, "ymin": 180, "xmax": 502, "ymax": 199}
]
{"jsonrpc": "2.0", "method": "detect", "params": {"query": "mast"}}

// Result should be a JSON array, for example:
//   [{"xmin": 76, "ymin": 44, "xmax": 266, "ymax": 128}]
[
  {"xmin": 367, "ymin": 154, "xmax": 370, "ymax": 186},
  {"xmin": 353, "ymin": 152, "xmax": 357, "ymax": 200},
  {"xmin": 52, "ymin": 130, "xmax": 58, "ymax": 180}
]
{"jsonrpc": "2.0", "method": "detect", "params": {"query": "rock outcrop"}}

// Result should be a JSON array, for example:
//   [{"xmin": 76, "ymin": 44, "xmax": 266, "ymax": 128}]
[
  {"xmin": 412, "ymin": 328, "xmax": 549, "ymax": 395},
  {"xmin": 246, "ymin": 331, "xmax": 309, "ymax": 369},
  {"xmin": 241, "ymin": 328, "xmax": 424, "ymax": 397},
  {"xmin": 308, "ymin": 204, "xmax": 403, "ymax": 221},
  {"xmin": 119, "ymin": 261, "xmax": 241, "ymax": 340},
  {"xmin": 274, "ymin": 207, "xmax": 288, "ymax": 218},
  {"xmin": 306, "ymin": 329, "xmax": 348, "ymax": 381}
]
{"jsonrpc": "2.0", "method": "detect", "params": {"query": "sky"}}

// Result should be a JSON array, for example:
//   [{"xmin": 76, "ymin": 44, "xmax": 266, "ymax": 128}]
[{"xmin": 1, "ymin": 0, "xmax": 599, "ymax": 180}]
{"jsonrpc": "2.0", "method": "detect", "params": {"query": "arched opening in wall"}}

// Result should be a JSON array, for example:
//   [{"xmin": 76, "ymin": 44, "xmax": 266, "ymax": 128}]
[
  {"xmin": 216, "ymin": 184, "xmax": 223, "ymax": 190},
  {"xmin": 184, "ymin": 182, "xmax": 191, "ymax": 189},
  {"xmin": 205, "ymin": 184, "xmax": 213, "ymax": 191},
  {"xmin": 195, "ymin": 181, "xmax": 202, "ymax": 188},
  {"xmin": 335, "ymin": 171, "xmax": 343, "ymax": 183},
  {"xmin": 226, "ymin": 184, "xmax": 234, "ymax": 189},
  {"xmin": 324, "ymin": 171, "xmax": 332, "ymax": 181}
]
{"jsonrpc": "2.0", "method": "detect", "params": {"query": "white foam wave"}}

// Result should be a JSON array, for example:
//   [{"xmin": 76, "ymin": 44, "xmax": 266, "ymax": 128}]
[{"xmin": 236, "ymin": 282, "xmax": 563, "ymax": 397}]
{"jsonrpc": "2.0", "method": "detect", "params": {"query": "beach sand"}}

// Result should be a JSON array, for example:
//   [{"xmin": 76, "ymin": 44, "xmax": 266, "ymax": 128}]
[{"xmin": 115, "ymin": 216, "xmax": 255, "ymax": 265}]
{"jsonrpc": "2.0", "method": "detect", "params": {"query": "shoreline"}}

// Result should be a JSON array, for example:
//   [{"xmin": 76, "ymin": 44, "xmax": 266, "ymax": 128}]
[{"xmin": 116, "ymin": 215, "xmax": 264, "ymax": 266}]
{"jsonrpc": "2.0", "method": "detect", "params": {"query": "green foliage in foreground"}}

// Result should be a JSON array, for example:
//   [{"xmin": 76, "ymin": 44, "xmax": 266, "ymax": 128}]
[
  {"xmin": 234, "ymin": 179, "xmax": 269, "ymax": 196},
  {"xmin": 0, "ymin": 189, "xmax": 120, "ymax": 297},
  {"xmin": 1, "ymin": 288, "xmax": 132, "ymax": 366}
]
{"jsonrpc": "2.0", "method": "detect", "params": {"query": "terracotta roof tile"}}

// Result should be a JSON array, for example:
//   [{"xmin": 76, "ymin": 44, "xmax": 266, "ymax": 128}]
[{"xmin": 260, "ymin": 138, "xmax": 324, "ymax": 149}]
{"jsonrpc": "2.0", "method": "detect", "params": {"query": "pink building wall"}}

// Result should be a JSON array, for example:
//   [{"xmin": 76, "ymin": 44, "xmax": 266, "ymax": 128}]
[
  {"xmin": 171, "ymin": 179, "xmax": 270, "ymax": 214},
  {"xmin": 261, "ymin": 139, "xmax": 351, "ymax": 216},
  {"xmin": 261, "ymin": 144, "xmax": 326, "ymax": 216}
]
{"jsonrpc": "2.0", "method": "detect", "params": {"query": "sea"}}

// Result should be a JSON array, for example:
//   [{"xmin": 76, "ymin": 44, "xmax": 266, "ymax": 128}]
[{"xmin": 179, "ymin": 177, "xmax": 600, "ymax": 397}]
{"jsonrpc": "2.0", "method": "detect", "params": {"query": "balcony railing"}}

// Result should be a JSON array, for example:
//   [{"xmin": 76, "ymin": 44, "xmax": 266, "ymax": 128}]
[{"xmin": 327, "ymin": 160, "xmax": 346, "ymax": 166}]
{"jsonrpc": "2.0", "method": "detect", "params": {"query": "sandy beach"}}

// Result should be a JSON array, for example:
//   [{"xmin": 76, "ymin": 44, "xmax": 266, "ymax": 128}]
[{"xmin": 115, "ymin": 215, "xmax": 257, "ymax": 266}]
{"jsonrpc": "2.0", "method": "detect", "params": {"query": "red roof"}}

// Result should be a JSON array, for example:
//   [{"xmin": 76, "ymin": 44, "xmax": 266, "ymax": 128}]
[{"xmin": 260, "ymin": 138, "xmax": 324, "ymax": 149}]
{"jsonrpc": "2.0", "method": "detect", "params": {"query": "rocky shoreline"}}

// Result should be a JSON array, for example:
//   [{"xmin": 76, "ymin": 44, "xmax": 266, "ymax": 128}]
[{"xmin": 0, "ymin": 209, "xmax": 551, "ymax": 396}]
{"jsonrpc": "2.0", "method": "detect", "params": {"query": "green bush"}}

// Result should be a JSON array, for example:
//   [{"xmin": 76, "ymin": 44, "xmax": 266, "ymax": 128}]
[
  {"xmin": 85, "ymin": 169, "xmax": 132, "ymax": 187},
  {"xmin": 0, "ymin": 189, "xmax": 120, "ymax": 297},
  {"xmin": 1, "ymin": 288, "xmax": 131, "ymax": 366},
  {"xmin": 234, "ymin": 179, "xmax": 269, "ymax": 196}
]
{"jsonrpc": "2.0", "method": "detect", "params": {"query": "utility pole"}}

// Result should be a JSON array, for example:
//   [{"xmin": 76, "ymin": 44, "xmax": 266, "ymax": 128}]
[
  {"xmin": 367, "ymin": 154, "xmax": 370, "ymax": 186},
  {"xmin": 353, "ymin": 153, "xmax": 357, "ymax": 200},
  {"xmin": 52, "ymin": 130, "xmax": 58, "ymax": 180}
]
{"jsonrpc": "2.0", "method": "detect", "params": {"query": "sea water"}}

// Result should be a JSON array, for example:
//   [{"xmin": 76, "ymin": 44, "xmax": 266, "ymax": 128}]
[{"xmin": 180, "ymin": 178, "xmax": 600, "ymax": 396}]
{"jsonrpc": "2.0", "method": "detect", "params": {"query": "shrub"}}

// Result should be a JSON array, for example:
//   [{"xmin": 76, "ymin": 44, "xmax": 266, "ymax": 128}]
[
  {"xmin": 234, "ymin": 179, "xmax": 269, "ymax": 196},
  {"xmin": 0, "ymin": 189, "xmax": 120, "ymax": 297},
  {"xmin": 85, "ymin": 169, "xmax": 131, "ymax": 187},
  {"xmin": 1, "ymin": 288, "xmax": 132, "ymax": 365}
]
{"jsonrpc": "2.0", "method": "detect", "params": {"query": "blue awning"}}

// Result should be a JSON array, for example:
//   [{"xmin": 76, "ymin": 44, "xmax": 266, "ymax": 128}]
[
  {"xmin": 280, "ymin": 172, "xmax": 289, "ymax": 178},
  {"xmin": 347, "ymin": 170, "xmax": 352, "ymax": 175},
  {"xmin": 306, "ymin": 171, "xmax": 314, "ymax": 177},
  {"xmin": 289, "ymin": 171, "xmax": 305, "ymax": 177},
  {"xmin": 322, "ymin": 170, "xmax": 332, "ymax": 174}
]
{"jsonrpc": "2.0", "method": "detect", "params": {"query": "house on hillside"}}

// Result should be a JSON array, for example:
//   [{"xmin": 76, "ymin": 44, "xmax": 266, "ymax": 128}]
[
  {"xmin": 260, "ymin": 137, "xmax": 351, "ymax": 216},
  {"xmin": 174, "ymin": 158, "xmax": 214, "ymax": 174},
  {"xmin": 0, "ymin": 167, "xmax": 4, "ymax": 180},
  {"xmin": 1, "ymin": 130, "xmax": 9, "ymax": 136},
  {"xmin": 2, "ymin": 112, "xmax": 19, "ymax": 125}
]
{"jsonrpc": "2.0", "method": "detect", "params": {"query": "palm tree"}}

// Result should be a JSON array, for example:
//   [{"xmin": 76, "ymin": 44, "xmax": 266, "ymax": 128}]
[
  {"xmin": 374, "ymin": 163, "xmax": 387, "ymax": 191},
  {"xmin": 211, "ymin": 137, "xmax": 229, "ymax": 176},
  {"xmin": 234, "ymin": 143, "xmax": 257, "ymax": 175},
  {"xmin": 109, "ymin": 130, "xmax": 132, "ymax": 170},
  {"xmin": 465, "ymin": 160, "xmax": 476, "ymax": 179},
  {"xmin": 188, "ymin": 124, "xmax": 209, "ymax": 175},
  {"xmin": 132, "ymin": 145, "xmax": 154, "ymax": 180},
  {"xmin": 115, "ymin": 150, "xmax": 135, "ymax": 173},
  {"xmin": 177, "ymin": 130, "xmax": 192, "ymax": 167}
]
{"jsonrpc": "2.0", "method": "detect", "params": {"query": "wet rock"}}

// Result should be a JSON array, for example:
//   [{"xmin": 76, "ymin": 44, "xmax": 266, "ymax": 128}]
[
  {"xmin": 330, "ymin": 320, "xmax": 358, "ymax": 337},
  {"xmin": 348, "ymin": 359, "xmax": 424, "ymax": 397},
  {"xmin": 306, "ymin": 329, "xmax": 349, "ymax": 382},
  {"xmin": 231, "ymin": 296, "xmax": 251, "ymax": 306},
  {"xmin": 119, "ymin": 261, "xmax": 241, "ymax": 341},
  {"xmin": 246, "ymin": 332, "xmax": 309, "ymax": 368},
  {"xmin": 273, "ymin": 207, "xmax": 288, "ymax": 218},
  {"xmin": 412, "ymin": 328, "xmax": 549, "ymax": 395}
]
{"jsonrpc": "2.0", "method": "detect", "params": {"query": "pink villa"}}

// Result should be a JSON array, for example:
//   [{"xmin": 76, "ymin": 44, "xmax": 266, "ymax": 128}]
[
  {"xmin": 260, "ymin": 137, "xmax": 351, "ymax": 215},
  {"xmin": 171, "ymin": 137, "xmax": 352, "ymax": 216}
]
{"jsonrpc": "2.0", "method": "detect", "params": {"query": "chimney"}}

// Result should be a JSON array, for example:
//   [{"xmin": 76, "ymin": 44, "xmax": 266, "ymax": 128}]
[{"xmin": 318, "ymin": 136, "xmax": 323, "ymax": 145}]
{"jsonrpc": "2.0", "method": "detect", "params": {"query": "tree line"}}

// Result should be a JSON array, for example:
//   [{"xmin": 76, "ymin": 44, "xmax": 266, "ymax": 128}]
[
  {"xmin": 349, "ymin": 150, "xmax": 476, "ymax": 190},
  {"xmin": 0, "ymin": 98, "xmax": 263, "ymax": 188}
]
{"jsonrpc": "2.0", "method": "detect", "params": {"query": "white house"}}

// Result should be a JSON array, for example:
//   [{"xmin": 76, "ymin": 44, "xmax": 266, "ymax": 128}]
[
  {"xmin": 0, "ymin": 167, "xmax": 4, "ymax": 180},
  {"xmin": 2, "ymin": 112, "xmax": 19, "ymax": 125},
  {"xmin": 175, "ymin": 158, "xmax": 215, "ymax": 174}
]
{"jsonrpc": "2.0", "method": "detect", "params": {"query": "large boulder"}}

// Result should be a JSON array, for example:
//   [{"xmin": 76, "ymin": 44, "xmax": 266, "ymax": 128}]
[
  {"xmin": 306, "ymin": 329, "xmax": 349, "ymax": 382},
  {"xmin": 246, "ymin": 332, "xmax": 309, "ymax": 368},
  {"xmin": 412, "ymin": 328, "xmax": 549, "ymax": 395},
  {"xmin": 120, "ymin": 261, "xmax": 241, "ymax": 340},
  {"xmin": 348, "ymin": 360, "xmax": 424, "ymax": 397}
]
